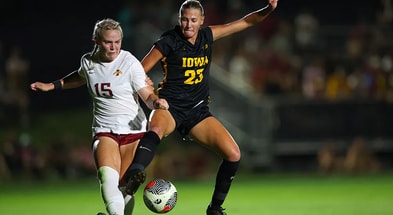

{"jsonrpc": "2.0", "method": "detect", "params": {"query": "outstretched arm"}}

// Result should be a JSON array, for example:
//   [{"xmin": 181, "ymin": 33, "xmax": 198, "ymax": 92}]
[
  {"xmin": 210, "ymin": 0, "xmax": 278, "ymax": 40},
  {"xmin": 30, "ymin": 71, "xmax": 86, "ymax": 92}
]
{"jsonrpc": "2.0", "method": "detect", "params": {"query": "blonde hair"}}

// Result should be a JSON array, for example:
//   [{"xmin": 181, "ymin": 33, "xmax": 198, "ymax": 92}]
[
  {"xmin": 89, "ymin": 18, "xmax": 123, "ymax": 68},
  {"xmin": 92, "ymin": 18, "xmax": 123, "ymax": 41}
]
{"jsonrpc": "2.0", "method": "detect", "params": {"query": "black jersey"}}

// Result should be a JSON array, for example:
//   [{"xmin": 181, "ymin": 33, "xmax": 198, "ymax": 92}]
[{"xmin": 154, "ymin": 25, "xmax": 213, "ymax": 111}]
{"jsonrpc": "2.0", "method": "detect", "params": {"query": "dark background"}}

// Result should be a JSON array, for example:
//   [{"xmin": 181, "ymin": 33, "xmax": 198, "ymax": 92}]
[
  {"xmin": 1, "ymin": 0, "xmax": 384, "ymax": 110},
  {"xmin": 0, "ymin": 0, "xmax": 391, "ymax": 176},
  {"xmin": 1, "ymin": 0, "xmax": 123, "ymax": 110}
]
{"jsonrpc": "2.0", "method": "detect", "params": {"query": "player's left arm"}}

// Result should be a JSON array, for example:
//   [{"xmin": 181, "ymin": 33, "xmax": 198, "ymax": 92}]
[{"xmin": 210, "ymin": 0, "xmax": 278, "ymax": 41}]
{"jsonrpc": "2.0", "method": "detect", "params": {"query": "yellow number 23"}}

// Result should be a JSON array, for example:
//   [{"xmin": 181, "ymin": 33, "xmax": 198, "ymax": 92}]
[{"xmin": 184, "ymin": 68, "xmax": 204, "ymax": 85}]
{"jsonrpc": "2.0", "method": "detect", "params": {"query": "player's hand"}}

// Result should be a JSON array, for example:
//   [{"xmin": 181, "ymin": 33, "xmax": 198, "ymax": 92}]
[
  {"xmin": 153, "ymin": 98, "xmax": 169, "ymax": 110},
  {"xmin": 30, "ymin": 82, "xmax": 53, "ymax": 92},
  {"xmin": 268, "ymin": 0, "xmax": 278, "ymax": 9}
]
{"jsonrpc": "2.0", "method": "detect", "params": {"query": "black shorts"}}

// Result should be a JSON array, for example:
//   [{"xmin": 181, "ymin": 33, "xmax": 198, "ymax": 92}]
[{"xmin": 169, "ymin": 103, "xmax": 212, "ymax": 136}]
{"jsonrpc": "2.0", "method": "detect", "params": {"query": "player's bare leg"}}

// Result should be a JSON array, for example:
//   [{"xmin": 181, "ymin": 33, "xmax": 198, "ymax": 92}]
[
  {"xmin": 94, "ymin": 137, "xmax": 125, "ymax": 215},
  {"xmin": 119, "ymin": 140, "xmax": 139, "ymax": 214},
  {"xmin": 124, "ymin": 109, "xmax": 175, "ymax": 195},
  {"xmin": 190, "ymin": 116, "xmax": 240, "ymax": 215}
]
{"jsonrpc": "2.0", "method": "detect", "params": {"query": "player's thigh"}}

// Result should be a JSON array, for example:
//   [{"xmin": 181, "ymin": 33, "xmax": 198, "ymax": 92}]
[
  {"xmin": 149, "ymin": 109, "xmax": 176, "ymax": 137},
  {"xmin": 119, "ymin": 140, "xmax": 139, "ymax": 179},
  {"xmin": 93, "ymin": 136, "xmax": 121, "ymax": 172},
  {"xmin": 190, "ymin": 117, "xmax": 240, "ymax": 161}
]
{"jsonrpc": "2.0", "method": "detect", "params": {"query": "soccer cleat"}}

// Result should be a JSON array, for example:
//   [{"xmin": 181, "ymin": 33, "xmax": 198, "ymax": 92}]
[
  {"xmin": 125, "ymin": 169, "xmax": 146, "ymax": 195},
  {"xmin": 96, "ymin": 213, "xmax": 106, "ymax": 215},
  {"xmin": 206, "ymin": 205, "xmax": 227, "ymax": 215}
]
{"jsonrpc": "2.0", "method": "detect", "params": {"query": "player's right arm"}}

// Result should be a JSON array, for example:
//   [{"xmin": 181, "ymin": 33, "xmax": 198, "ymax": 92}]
[
  {"xmin": 30, "ymin": 71, "xmax": 86, "ymax": 92},
  {"xmin": 141, "ymin": 46, "xmax": 164, "ymax": 74}
]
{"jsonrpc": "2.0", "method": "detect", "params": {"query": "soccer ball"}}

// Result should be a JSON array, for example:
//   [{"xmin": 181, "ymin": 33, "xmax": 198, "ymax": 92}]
[{"xmin": 143, "ymin": 178, "xmax": 178, "ymax": 213}]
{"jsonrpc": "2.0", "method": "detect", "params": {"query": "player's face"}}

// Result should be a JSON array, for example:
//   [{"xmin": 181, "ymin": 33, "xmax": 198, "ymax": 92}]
[
  {"xmin": 179, "ymin": 8, "xmax": 204, "ymax": 41},
  {"xmin": 96, "ymin": 29, "xmax": 122, "ymax": 62}
]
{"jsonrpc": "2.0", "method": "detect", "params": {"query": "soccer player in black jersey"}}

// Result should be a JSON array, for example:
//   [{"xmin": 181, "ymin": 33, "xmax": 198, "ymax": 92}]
[{"xmin": 125, "ymin": 0, "xmax": 278, "ymax": 214}]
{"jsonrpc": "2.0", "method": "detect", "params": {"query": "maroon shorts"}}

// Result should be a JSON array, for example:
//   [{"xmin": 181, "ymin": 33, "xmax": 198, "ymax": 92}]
[{"xmin": 93, "ymin": 132, "xmax": 146, "ymax": 146}]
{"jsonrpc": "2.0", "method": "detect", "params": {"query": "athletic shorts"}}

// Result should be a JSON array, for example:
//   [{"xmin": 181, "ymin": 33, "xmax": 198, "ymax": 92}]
[
  {"xmin": 169, "ymin": 103, "xmax": 212, "ymax": 136},
  {"xmin": 93, "ymin": 132, "xmax": 145, "ymax": 146}
]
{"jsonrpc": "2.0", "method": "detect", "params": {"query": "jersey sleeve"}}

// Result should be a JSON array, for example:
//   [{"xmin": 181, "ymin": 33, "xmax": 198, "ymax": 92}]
[
  {"xmin": 77, "ymin": 53, "xmax": 91, "ymax": 78},
  {"xmin": 154, "ymin": 28, "xmax": 178, "ymax": 57},
  {"xmin": 203, "ymin": 26, "xmax": 214, "ymax": 43},
  {"xmin": 128, "ymin": 53, "xmax": 147, "ymax": 92}
]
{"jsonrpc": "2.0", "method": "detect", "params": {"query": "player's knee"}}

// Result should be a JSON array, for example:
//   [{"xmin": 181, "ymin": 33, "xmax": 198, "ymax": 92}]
[
  {"xmin": 224, "ymin": 146, "xmax": 241, "ymax": 162},
  {"xmin": 231, "ymin": 149, "xmax": 241, "ymax": 162},
  {"xmin": 231, "ymin": 141, "xmax": 241, "ymax": 160},
  {"xmin": 149, "ymin": 126, "xmax": 165, "ymax": 139},
  {"xmin": 98, "ymin": 166, "xmax": 119, "ymax": 184}
]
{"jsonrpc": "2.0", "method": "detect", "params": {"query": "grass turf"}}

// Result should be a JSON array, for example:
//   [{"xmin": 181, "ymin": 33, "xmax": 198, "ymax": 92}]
[{"xmin": 1, "ymin": 173, "xmax": 393, "ymax": 215}]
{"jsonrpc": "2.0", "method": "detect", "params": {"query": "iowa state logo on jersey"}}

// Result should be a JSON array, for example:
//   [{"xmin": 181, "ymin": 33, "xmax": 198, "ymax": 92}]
[{"xmin": 113, "ymin": 69, "xmax": 123, "ymax": 76}]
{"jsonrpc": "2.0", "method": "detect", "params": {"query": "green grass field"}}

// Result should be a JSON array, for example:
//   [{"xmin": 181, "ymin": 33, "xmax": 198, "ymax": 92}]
[
  {"xmin": 1, "ymin": 110, "xmax": 393, "ymax": 214},
  {"xmin": 1, "ymin": 173, "xmax": 393, "ymax": 215}
]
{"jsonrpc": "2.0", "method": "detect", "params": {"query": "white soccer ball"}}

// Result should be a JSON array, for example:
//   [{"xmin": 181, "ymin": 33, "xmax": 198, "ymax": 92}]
[{"xmin": 143, "ymin": 178, "xmax": 178, "ymax": 213}]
